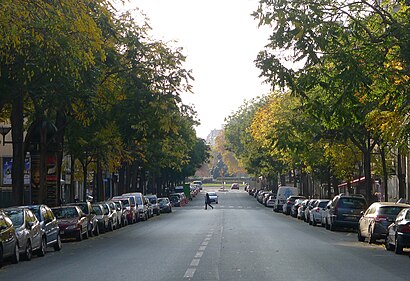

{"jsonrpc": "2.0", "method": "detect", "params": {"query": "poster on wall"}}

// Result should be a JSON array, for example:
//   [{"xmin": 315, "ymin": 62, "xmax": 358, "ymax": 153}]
[{"xmin": 2, "ymin": 157, "xmax": 31, "ymax": 186}]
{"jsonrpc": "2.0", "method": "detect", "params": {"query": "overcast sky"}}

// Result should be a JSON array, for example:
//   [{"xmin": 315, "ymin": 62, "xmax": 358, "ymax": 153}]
[{"xmin": 118, "ymin": 0, "xmax": 271, "ymax": 139}]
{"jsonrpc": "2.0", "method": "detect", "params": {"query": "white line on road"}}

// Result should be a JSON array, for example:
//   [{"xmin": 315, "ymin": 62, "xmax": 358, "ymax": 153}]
[
  {"xmin": 199, "ymin": 246, "xmax": 206, "ymax": 251},
  {"xmin": 194, "ymin": 251, "xmax": 203, "ymax": 258},
  {"xmin": 201, "ymin": 241, "xmax": 209, "ymax": 246},
  {"xmin": 190, "ymin": 259, "xmax": 200, "ymax": 266},
  {"xmin": 184, "ymin": 268, "xmax": 196, "ymax": 278}
]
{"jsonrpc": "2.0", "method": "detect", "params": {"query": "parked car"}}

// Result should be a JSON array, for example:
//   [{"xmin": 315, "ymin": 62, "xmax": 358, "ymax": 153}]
[
  {"xmin": 51, "ymin": 206, "xmax": 88, "ymax": 241},
  {"xmin": 3, "ymin": 207, "xmax": 45, "ymax": 260},
  {"xmin": 0, "ymin": 210, "xmax": 19, "ymax": 267},
  {"xmin": 309, "ymin": 199, "xmax": 330, "ymax": 226},
  {"xmin": 358, "ymin": 202, "xmax": 410, "ymax": 243},
  {"xmin": 67, "ymin": 201, "xmax": 99, "ymax": 236},
  {"xmin": 207, "ymin": 192, "xmax": 218, "ymax": 204},
  {"xmin": 297, "ymin": 199, "xmax": 309, "ymax": 220},
  {"xmin": 385, "ymin": 207, "xmax": 410, "ymax": 254},
  {"xmin": 99, "ymin": 202, "xmax": 117, "ymax": 230},
  {"xmin": 283, "ymin": 195, "xmax": 306, "ymax": 215},
  {"xmin": 24, "ymin": 204, "xmax": 62, "ymax": 251},
  {"xmin": 266, "ymin": 195, "xmax": 276, "ymax": 208},
  {"xmin": 169, "ymin": 193, "xmax": 186, "ymax": 207},
  {"xmin": 231, "ymin": 183, "xmax": 239, "ymax": 190},
  {"xmin": 273, "ymin": 186, "xmax": 299, "ymax": 212},
  {"xmin": 145, "ymin": 197, "xmax": 154, "ymax": 218},
  {"xmin": 112, "ymin": 200, "xmax": 128, "ymax": 227},
  {"xmin": 325, "ymin": 194, "xmax": 367, "ymax": 231},
  {"xmin": 304, "ymin": 199, "xmax": 318, "ymax": 223},
  {"xmin": 146, "ymin": 195, "xmax": 161, "ymax": 216},
  {"xmin": 113, "ymin": 196, "xmax": 137, "ymax": 224},
  {"xmin": 192, "ymin": 180, "xmax": 203, "ymax": 190},
  {"xmin": 290, "ymin": 198, "xmax": 305, "ymax": 217},
  {"xmin": 107, "ymin": 201, "xmax": 122, "ymax": 228},
  {"xmin": 122, "ymin": 192, "xmax": 149, "ymax": 221},
  {"xmin": 158, "ymin": 198, "xmax": 172, "ymax": 213},
  {"xmin": 92, "ymin": 203, "xmax": 110, "ymax": 233},
  {"xmin": 321, "ymin": 201, "xmax": 333, "ymax": 226}
]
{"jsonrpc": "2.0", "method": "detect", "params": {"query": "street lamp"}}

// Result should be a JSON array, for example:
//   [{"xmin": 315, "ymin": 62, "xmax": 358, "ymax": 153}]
[{"xmin": 0, "ymin": 126, "xmax": 12, "ymax": 145}]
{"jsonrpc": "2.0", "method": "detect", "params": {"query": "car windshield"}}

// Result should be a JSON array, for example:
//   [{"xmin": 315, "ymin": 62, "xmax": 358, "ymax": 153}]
[
  {"xmin": 28, "ymin": 206, "xmax": 41, "ymax": 220},
  {"xmin": 5, "ymin": 209, "xmax": 24, "ymax": 227},
  {"xmin": 339, "ymin": 198, "xmax": 366, "ymax": 209},
  {"xmin": 379, "ymin": 206, "xmax": 408, "ymax": 216},
  {"xmin": 318, "ymin": 201, "xmax": 329, "ymax": 208},
  {"xmin": 92, "ymin": 206, "xmax": 102, "ymax": 215},
  {"xmin": 74, "ymin": 204, "xmax": 87, "ymax": 214},
  {"xmin": 53, "ymin": 207, "xmax": 79, "ymax": 219},
  {"xmin": 136, "ymin": 197, "xmax": 143, "ymax": 205},
  {"xmin": 169, "ymin": 196, "xmax": 179, "ymax": 203},
  {"xmin": 148, "ymin": 198, "xmax": 157, "ymax": 204},
  {"xmin": 120, "ymin": 200, "xmax": 129, "ymax": 207},
  {"xmin": 208, "ymin": 192, "xmax": 216, "ymax": 196}
]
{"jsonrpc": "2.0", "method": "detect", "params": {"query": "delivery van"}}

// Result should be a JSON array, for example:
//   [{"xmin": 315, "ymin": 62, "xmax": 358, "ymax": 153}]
[{"xmin": 273, "ymin": 186, "xmax": 299, "ymax": 212}]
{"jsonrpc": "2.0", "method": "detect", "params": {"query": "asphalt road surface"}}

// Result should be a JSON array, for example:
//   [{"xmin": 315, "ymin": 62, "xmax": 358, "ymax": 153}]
[{"xmin": 1, "ymin": 187, "xmax": 410, "ymax": 281}]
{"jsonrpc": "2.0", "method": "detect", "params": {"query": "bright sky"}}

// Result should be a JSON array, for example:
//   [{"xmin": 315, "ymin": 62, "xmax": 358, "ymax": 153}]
[{"xmin": 118, "ymin": 0, "xmax": 271, "ymax": 139}]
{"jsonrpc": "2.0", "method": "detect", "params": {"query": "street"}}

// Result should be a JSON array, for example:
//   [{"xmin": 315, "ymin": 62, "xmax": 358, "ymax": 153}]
[{"xmin": 1, "ymin": 188, "xmax": 410, "ymax": 281}]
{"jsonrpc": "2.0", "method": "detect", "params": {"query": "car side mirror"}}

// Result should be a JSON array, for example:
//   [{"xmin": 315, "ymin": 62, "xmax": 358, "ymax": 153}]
[
  {"xmin": 27, "ymin": 221, "xmax": 34, "ymax": 229},
  {"xmin": 360, "ymin": 211, "xmax": 364, "ymax": 216}
]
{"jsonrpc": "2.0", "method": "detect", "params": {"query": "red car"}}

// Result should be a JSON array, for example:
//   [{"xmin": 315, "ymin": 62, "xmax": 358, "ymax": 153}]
[{"xmin": 51, "ymin": 206, "xmax": 88, "ymax": 241}]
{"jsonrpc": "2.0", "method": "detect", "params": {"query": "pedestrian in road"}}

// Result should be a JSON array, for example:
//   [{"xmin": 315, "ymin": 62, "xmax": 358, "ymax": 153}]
[{"xmin": 205, "ymin": 192, "xmax": 213, "ymax": 210}]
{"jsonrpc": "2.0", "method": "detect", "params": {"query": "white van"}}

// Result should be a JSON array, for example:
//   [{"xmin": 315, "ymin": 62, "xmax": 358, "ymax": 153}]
[
  {"xmin": 273, "ymin": 186, "xmax": 299, "ymax": 212},
  {"xmin": 122, "ymin": 192, "xmax": 149, "ymax": 221}
]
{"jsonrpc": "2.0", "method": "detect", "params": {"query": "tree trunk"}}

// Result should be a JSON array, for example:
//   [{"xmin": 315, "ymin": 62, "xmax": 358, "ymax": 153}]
[
  {"xmin": 11, "ymin": 93, "xmax": 25, "ymax": 206},
  {"xmin": 380, "ymin": 146, "xmax": 388, "ymax": 202},
  {"xmin": 70, "ymin": 155, "xmax": 75, "ymax": 202},
  {"xmin": 397, "ymin": 151, "xmax": 406, "ymax": 199},
  {"xmin": 97, "ymin": 156, "xmax": 104, "ymax": 201}
]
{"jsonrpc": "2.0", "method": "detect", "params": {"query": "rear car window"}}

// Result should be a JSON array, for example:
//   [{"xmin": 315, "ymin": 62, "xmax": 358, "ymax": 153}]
[
  {"xmin": 338, "ymin": 198, "xmax": 366, "ymax": 209},
  {"xmin": 318, "ymin": 201, "xmax": 329, "ymax": 208},
  {"xmin": 379, "ymin": 206, "xmax": 407, "ymax": 216}
]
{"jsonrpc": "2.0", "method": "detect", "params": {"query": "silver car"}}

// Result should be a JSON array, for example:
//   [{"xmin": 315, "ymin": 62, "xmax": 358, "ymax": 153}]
[{"xmin": 3, "ymin": 207, "xmax": 46, "ymax": 260}]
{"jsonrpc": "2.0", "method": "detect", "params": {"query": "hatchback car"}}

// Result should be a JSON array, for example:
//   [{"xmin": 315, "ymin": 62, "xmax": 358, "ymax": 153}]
[
  {"xmin": 67, "ymin": 201, "xmax": 99, "ymax": 236},
  {"xmin": 24, "ymin": 205, "xmax": 62, "ymax": 251},
  {"xmin": 146, "ymin": 195, "xmax": 161, "ymax": 216},
  {"xmin": 309, "ymin": 199, "xmax": 330, "ymax": 226},
  {"xmin": 158, "ymin": 198, "xmax": 172, "ymax": 213},
  {"xmin": 3, "ymin": 207, "xmax": 45, "ymax": 260},
  {"xmin": 92, "ymin": 203, "xmax": 110, "ymax": 233},
  {"xmin": 283, "ymin": 195, "xmax": 306, "ymax": 215},
  {"xmin": 326, "ymin": 194, "xmax": 367, "ymax": 231},
  {"xmin": 207, "ymin": 192, "xmax": 218, "ymax": 204},
  {"xmin": 0, "ymin": 210, "xmax": 19, "ymax": 267},
  {"xmin": 358, "ymin": 202, "xmax": 410, "ymax": 243},
  {"xmin": 52, "ymin": 206, "xmax": 88, "ymax": 241},
  {"xmin": 231, "ymin": 183, "xmax": 239, "ymax": 190},
  {"xmin": 112, "ymin": 197, "xmax": 136, "ymax": 225},
  {"xmin": 385, "ymin": 207, "xmax": 410, "ymax": 254}
]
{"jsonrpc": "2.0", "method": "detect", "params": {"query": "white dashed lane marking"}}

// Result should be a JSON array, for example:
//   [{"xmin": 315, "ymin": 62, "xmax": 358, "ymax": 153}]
[{"xmin": 184, "ymin": 231, "xmax": 215, "ymax": 279}]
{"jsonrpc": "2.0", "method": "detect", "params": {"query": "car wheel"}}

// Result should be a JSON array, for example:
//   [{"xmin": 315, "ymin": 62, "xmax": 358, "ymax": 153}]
[
  {"xmin": 11, "ymin": 243, "xmax": 19, "ymax": 264},
  {"xmin": 108, "ymin": 221, "xmax": 113, "ymax": 231},
  {"xmin": 368, "ymin": 228, "xmax": 376, "ymax": 244},
  {"xmin": 309, "ymin": 219, "xmax": 312, "ymax": 225},
  {"xmin": 330, "ymin": 222, "xmax": 336, "ymax": 232},
  {"xmin": 395, "ymin": 237, "xmax": 404, "ymax": 254},
  {"xmin": 0, "ymin": 246, "xmax": 3, "ymax": 268},
  {"xmin": 94, "ymin": 224, "xmax": 100, "ymax": 236},
  {"xmin": 83, "ymin": 227, "xmax": 89, "ymax": 239},
  {"xmin": 54, "ymin": 234, "xmax": 62, "ymax": 251},
  {"xmin": 24, "ymin": 240, "xmax": 33, "ymax": 261},
  {"xmin": 312, "ymin": 219, "xmax": 317, "ymax": 226},
  {"xmin": 77, "ymin": 229, "xmax": 83, "ymax": 241},
  {"xmin": 357, "ymin": 229, "xmax": 365, "ymax": 242},
  {"xmin": 36, "ymin": 236, "xmax": 46, "ymax": 257},
  {"xmin": 385, "ymin": 238, "xmax": 394, "ymax": 251}
]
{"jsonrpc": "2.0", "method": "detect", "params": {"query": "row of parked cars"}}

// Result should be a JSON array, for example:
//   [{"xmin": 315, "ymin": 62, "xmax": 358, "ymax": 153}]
[
  {"xmin": 250, "ymin": 188, "xmax": 410, "ymax": 256},
  {"xmin": 0, "ymin": 191, "xmax": 180, "ymax": 268}
]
